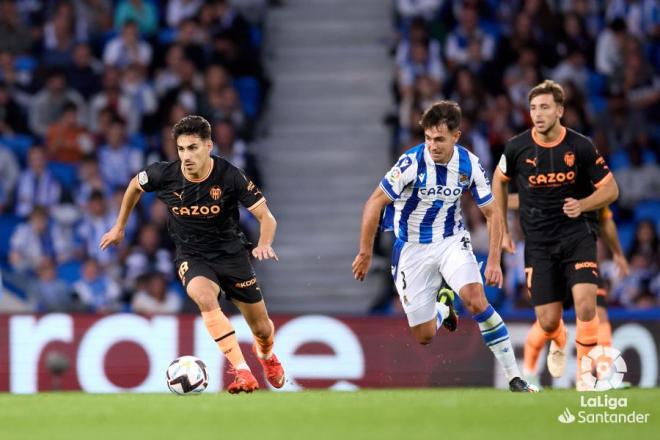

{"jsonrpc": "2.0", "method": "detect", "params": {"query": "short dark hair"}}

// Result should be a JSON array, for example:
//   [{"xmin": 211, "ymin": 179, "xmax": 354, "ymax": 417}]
[
  {"xmin": 528, "ymin": 80, "xmax": 565, "ymax": 106},
  {"xmin": 419, "ymin": 101, "xmax": 462, "ymax": 132},
  {"xmin": 171, "ymin": 115, "xmax": 212, "ymax": 141}
]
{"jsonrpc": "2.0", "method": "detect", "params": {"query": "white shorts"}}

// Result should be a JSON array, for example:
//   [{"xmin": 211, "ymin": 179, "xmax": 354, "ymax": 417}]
[{"xmin": 391, "ymin": 231, "xmax": 483, "ymax": 327}]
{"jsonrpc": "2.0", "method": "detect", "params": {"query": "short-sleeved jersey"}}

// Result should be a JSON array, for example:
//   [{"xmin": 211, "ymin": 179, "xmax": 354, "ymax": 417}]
[
  {"xmin": 137, "ymin": 155, "xmax": 265, "ymax": 259},
  {"xmin": 380, "ymin": 143, "xmax": 493, "ymax": 243},
  {"xmin": 498, "ymin": 127, "xmax": 612, "ymax": 243}
]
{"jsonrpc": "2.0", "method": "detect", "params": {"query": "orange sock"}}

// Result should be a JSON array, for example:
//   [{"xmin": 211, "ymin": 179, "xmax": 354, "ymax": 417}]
[
  {"xmin": 201, "ymin": 308, "xmax": 248, "ymax": 370},
  {"xmin": 254, "ymin": 319, "xmax": 275, "ymax": 359},
  {"xmin": 542, "ymin": 319, "xmax": 567, "ymax": 349},
  {"xmin": 598, "ymin": 320, "xmax": 612, "ymax": 347},
  {"xmin": 576, "ymin": 316, "xmax": 600, "ymax": 382},
  {"xmin": 524, "ymin": 320, "xmax": 548, "ymax": 375}
]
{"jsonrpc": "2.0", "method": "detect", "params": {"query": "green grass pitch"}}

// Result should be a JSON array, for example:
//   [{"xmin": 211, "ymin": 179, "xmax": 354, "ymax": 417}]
[{"xmin": 1, "ymin": 388, "xmax": 657, "ymax": 440}]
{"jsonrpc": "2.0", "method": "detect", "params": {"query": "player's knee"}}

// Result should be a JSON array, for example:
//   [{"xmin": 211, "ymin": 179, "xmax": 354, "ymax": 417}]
[
  {"xmin": 187, "ymin": 287, "xmax": 217, "ymax": 310},
  {"xmin": 575, "ymin": 307, "xmax": 596, "ymax": 321},
  {"xmin": 251, "ymin": 321, "xmax": 272, "ymax": 340},
  {"xmin": 459, "ymin": 286, "xmax": 487, "ymax": 314},
  {"xmin": 538, "ymin": 316, "xmax": 561, "ymax": 334}
]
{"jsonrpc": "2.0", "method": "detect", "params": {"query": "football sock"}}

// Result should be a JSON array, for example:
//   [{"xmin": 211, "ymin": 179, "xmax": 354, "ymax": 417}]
[
  {"xmin": 523, "ymin": 320, "xmax": 547, "ymax": 376},
  {"xmin": 254, "ymin": 318, "xmax": 275, "ymax": 359},
  {"xmin": 435, "ymin": 302, "xmax": 449, "ymax": 330},
  {"xmin": 201, "ymin": 308, "xmax": 249, "ymax": 371},
  {"xmin": 576, "ymin": 316, "xmax": 599, "ymax": 384},
  {"xmin": 542, "ymin": 318, "xmax": 567, "ymax": 349},
  {"xmin": 474, "ymin": 304, "xmax": 521, "ymax": 381},
  {"xmin": 598, "ymin": 319, "xmax": 612, "ymax": 347}
]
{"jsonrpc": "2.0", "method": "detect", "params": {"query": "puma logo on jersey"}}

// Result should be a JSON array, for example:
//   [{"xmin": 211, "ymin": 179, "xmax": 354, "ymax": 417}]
[
  {"xmin": 173, "ymin": 191, "xmax": 184, "ymax": 200},
  {"xmin": 525, "ymin": 157, "xmax": 537, "ymax": 167}
]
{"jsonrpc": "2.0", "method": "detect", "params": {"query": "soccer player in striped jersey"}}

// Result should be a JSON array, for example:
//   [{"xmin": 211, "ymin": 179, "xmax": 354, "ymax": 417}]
[{"xmin": 352, "ymin": 101, "xmax": 536, "ymax": 392}]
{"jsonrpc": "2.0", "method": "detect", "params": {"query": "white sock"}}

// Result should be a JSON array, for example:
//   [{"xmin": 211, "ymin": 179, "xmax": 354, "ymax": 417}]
[
  {"xmin": 473, "ymin": 304, "xmax": 521, "ymax": 382},
  {"xmin": 436, "ymin": 302, "xmax": 449, "ymax": 330}
]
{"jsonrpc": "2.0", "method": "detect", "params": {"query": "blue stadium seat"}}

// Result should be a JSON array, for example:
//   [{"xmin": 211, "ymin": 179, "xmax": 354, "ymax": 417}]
[
  {"xmin": 0, "ymin": 134, "xmax": 35, "ymax": 165},
  {"xmin": 0, "ymin": 215, "xmax": 21, "ymax": 260},
  {"xmin": 57, "ymin": 260, "xmax": 82, "ymax": 285},
  {"xmin": 47, "ymin": 162, "xmax": 79, "ymax": 191},
  {"xmin": 634, "ymin": 200, "xmax": 660, "ymax": 225},
  {"xmin": 234, "ymin": 76, "xmax": 261, "ymax": 119},
  {"xmin": 616, "ymin": 222, "xmax": 636, "ymax": 254}
]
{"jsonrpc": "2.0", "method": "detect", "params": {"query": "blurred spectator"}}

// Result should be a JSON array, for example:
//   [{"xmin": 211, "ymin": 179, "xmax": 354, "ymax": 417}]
[
  {"xmin": 29, "ymin": 69, "xmax": 86, "ymax": 137},
  {"xmin": 88, "ymin": 68, "xmax": 133, "ymax": 134},
  {"xmin": 397, "ymin": 37, "xmax": 445, "ymax": 102},
  {"xmin": 615, "ymin": 36, "xmax": 660, "ymax": 112},
  {"xmin": 9, "ymin": 206, "xmax": 73, "ymax": 274},
  {"xmin": 627, "ymin": 220, "xmax": 660, "ymax": 267},
  {"xmin": 201, "ymin": 86, "xmax": 246, "ymax": 133},
  {"xmin": 606, "ymin": 0, "xmax": 660, "ymax": 39},
  {"xmin": 0, "ymin": 81, "xmax": 29, "ymax": 134},
  {"xmin": 73, "ymin": 258, "xmax": 122, "ymax": 313},
  {"xmin": 212, "ymin": 119, "xmax": 248, "ymax": 170},
  {"xmin": 114, "ymin": 0, "xmax": 159, "ymax": 35},
  {"xmin": 211, "ymin": 0, "xmax": 254, "ymax": 54},
  {"xmin": 174, "ymin": 17, "xmax": 207, "ymax": 70},
  {"xmin": 395, "ymin": 0, "xmax": 442, "ymax": 24},
  {"xmin": 120, "ymin": 63, "xmax": 157, "ymax": 133},
  {"xmin": 551, "ymin": 49, "xmax": 590, "ymax": 94},
  {"xmin": 75, "ymin": 155, "xmax": 107, "ymax": 207},
  {"xmin": 77, "ymin": 190, "xmax": 117, "ymax": 267},
  {"xmin": 0, "ymin": 0, "xmax": 33, "ymax": 55},
  {"xmin": 167, "ymin": 0, "xmax": 204, "ymax": 28},
  {"xmin": 594, "ymin": 91, "xmax": 647, "ymax": 155},
  {"xmin": 0, "ymin": 143, "xmax": 19, "ymax": 213},
  {"xmin": 27, "ymin": 257, "xmax": 74, "ymax": 313},
  {"xmin": 154, "ymin": 44, "xmax": 185, "ymax": 97},
  {"xmin": 595, "ymin": 18, "xmax": 627, "ymax": 77},
  {"xmin": 131, "ymin": 272, "xmax": 182, "ymax": 314},
  {"xmin": 66, "ymin": 42, "xmax": 102, "ymax": 100},
  {"xmin": 554, "ymin": 12, "xmax": 595, "ymax": 66},
  {"xmin": 103, "ymin": 20, "xmax": 153, "ymax": 68},
  {"xmin": 15, "ymin": 147, "xmax": 62, "ymax": 217},
  {"xmin": 124, "ymin": 224, "xmax": 173, "ymax": 288},
  {"xmin": 445, "ymin": 5, "xmax": 496, "ymax": 71},
  {"xmin": 459, "ymin": 113, "xmax": 491, "ymax": 171},
  {"xmin": 72, "ymin": 0, "xmax": 114, "ymax": 40},
  {"xmin": 44, "ymin": 101, "xmax": 94, "ymax": 163},
  {"xmin": 41, "ymin": 1, "xmax": 82, "ymax": 68},
  {"xmin": 98, "ymin": 118, "xmax": 143, "ymax": 189},
  {"xmin": 159, "ymin": 58, "xmax": 204, "ymax": 117}
]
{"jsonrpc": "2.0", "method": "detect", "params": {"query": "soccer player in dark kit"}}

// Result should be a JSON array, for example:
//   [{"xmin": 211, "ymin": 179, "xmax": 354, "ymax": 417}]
[
  {"xmin": 492, "ymin": 80, "xmax": 619, "ymax": 390},
  {"xmin": 100, "ymin": 115, "xmax": 284, "ymax": 394}
]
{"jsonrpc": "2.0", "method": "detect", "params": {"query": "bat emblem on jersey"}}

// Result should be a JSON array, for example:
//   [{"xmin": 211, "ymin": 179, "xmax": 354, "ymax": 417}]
[
  {"xmin": 209, "ymin": 185, "xmax": 222, "ymax": 200},
  {"xmin": 173, "ymin": 191, "xmax": 184, "ymax": 200},
  {"xmin": 564, "ymin": 151, "xmax": 575, "ymax": 167},
  {"xmin": 525, "ymin": 157, "xmax": 537, "ymax": 167}
]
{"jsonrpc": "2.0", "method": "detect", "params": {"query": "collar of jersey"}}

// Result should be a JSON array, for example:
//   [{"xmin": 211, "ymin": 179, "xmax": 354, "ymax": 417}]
[{"xmin": 532, "ymin": 126, "xmax": 567, "ymax": 148}]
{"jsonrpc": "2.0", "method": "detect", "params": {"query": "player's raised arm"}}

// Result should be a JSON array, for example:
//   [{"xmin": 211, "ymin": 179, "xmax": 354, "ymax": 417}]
[
  {"xmin": 99, "ymin": 175, "xmax": 143, "ymax": 250},
  {"xmin": 352, "ymin": 187, "xmax": 392, "ymax": 281},
  {"xmin": 249, "ymin": 201, "xmax": 278, "ymax": 261}
]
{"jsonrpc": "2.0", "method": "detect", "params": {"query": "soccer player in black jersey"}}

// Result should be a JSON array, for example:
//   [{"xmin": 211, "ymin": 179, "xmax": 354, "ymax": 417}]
[
  {"xmin": 492, "ymin": 80, "xmax": 619, "ymax": 390},
  {"xmin": 100, "ymin": 115, "xmax": 285, "ymax": 394}
]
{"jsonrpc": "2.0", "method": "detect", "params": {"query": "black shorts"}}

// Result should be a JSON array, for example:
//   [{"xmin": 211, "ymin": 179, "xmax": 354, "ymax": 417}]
[
  {"xmin": 175, "ymin": 250, "xmax": 263, "ymax": 304},
  {"xmin": 524, "ymin": 233, "xmax": 598, "ymax": 306}
]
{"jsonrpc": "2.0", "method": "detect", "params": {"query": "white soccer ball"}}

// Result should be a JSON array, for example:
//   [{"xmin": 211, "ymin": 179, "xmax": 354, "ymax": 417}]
[{"xmin": 166, "ymin": 356, "xmax": 209, "ymax": 395}]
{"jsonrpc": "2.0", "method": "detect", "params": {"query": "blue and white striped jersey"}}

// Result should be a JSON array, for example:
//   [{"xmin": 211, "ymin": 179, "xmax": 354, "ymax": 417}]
[{"xmin": 380, "ymin": 143, "xmax": 493, "ymax": 243}]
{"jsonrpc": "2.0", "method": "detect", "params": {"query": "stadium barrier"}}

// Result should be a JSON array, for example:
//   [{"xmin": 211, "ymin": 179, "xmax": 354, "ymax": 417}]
[{"xmin": 0, "ymin": 314, "xmax": 657, "ymax": 393}]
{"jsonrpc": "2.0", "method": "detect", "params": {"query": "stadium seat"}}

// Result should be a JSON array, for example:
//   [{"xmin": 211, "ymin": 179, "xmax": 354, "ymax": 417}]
[
  {"xmin": 616, "ymin": 221, "xmax": 636, "ymax": 254},
  {"xmin": 0, "ymin": 215, "xmax": 21, "ymax": 260},
  {"xmin": 634, "ymin": 200, "xmax": 660, "ymax": 225},
  {"xmin": 57, "ymin": 260, "xmax": 82, "ymax": 285},
  {"xmin": 234, "ymin": 76, "xmax": 261, "ymax": 119},
  {"xmin": 47, "ymin": 162, "xmax": 79, "ymax": 191},
  {"xmin": 0, "ymin": 134, "xmax": 35, "ymax": 165}
]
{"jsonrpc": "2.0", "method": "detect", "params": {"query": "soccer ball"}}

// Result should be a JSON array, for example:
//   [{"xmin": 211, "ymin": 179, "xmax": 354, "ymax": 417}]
[{"xmin": 166, "ymin": 356, "xmax": 209, "ymax": 395}]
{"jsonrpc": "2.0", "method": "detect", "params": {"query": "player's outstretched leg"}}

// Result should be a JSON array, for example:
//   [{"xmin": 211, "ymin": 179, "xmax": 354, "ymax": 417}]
[
  {"xmin": 235, "ymin": 300, "xmax": 286, "ymax": 389},
  {"xmin": 436, "ymin": 279, "xmax": 458, "ymax": 332},
  {"xmin": 461, "ymin": 283, "xmax": 537, "ymax": 392},
  {"xmin": 251, "ymin": 318, "xmax": 285, "ymax": 389},
  {"xmin": 188, "ymin": 277, "xmax": 258, "ymax": 394}
]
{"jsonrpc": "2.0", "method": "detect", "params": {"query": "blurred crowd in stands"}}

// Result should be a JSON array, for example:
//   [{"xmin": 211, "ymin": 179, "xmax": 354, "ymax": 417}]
[
  {"xmin": 0, "ymin": 0, "xmax": 272, "ymax": 313},
  {"xmin": 382, "ymin": 0, "xmax": 660, "ymax": 312}
]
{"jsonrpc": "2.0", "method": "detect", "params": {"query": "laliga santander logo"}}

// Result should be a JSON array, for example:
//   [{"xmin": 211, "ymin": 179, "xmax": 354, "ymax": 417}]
[{"xmin": 579, "ymin": 346, "xmax": 627, "ymax": 391}]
